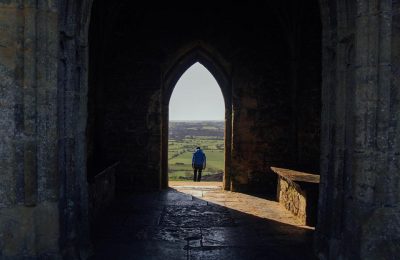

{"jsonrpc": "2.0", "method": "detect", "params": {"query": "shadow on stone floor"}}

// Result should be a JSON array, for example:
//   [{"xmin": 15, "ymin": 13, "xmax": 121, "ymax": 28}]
[{"xmin": 89, "ymin": 187, "xmax": 316, "ymax": 260}]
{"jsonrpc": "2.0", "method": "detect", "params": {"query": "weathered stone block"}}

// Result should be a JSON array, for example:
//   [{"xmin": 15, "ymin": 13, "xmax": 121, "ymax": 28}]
[
  {"xmin": 360, "ymin": 207, "xmax": 400, "ymax": 260},
  {"xmin": 0, "ymin": 202, "xmax": 60, "ymax": 258},
  {"xmin": 272, "ymin": 167, "xmax": 319, "ymax": 226}
]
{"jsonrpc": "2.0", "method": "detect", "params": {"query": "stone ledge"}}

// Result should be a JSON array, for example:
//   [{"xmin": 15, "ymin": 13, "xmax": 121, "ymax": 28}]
[
  {"xmin": 271, "ymin": 167, "xmax": 319, "ymax": 226},
  {"xmin": 271, "ymin": 167, "xmax": 320, "ymax": 184},
  {"xmin": 89, "ymin": 162, "xmax": 120, "ymax": 221}
]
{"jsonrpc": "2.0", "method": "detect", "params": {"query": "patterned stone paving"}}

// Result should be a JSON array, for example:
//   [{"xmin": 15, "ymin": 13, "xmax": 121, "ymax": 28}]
[{"xmin": 91, "ymin": 182, "xmax": 316, "ymax": 260}]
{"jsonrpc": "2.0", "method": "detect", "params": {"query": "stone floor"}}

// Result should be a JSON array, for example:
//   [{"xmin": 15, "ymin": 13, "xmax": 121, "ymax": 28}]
[{"xmin": 90, "ymin": 182, "xmax": 316, "ymax": 260}]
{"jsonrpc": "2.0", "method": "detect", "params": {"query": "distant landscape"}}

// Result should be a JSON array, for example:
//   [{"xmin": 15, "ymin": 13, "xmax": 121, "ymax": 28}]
[{"xmin": 169, "ymin": 121, "xmax": 224, "ymax": 182}]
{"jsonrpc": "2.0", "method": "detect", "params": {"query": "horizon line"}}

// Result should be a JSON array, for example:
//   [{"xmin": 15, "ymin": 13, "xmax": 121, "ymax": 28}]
[{"xmin": 169, "ymin": 119, "xmax": 224, "ymax": 122}]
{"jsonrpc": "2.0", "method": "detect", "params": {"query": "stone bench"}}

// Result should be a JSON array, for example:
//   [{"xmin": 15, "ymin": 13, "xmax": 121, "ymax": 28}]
[
  {"xmin": 89, "ymin": 162, "xmax": 120, "ymax": 220},
  {"xmin": 271, "ymin": 167, "xmax": 320, "ymax": 226}
]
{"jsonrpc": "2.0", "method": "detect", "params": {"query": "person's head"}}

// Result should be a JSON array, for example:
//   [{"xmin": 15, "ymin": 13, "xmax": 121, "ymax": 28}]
[{"xmin": 196, "ymin": 146, "xmax": 201, "ymax": 150}]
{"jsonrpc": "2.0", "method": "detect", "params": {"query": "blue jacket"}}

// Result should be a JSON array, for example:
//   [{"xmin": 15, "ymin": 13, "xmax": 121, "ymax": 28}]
[{"xmin": 192, "ymin": 149, "xmax": 206, "ymax": 166}]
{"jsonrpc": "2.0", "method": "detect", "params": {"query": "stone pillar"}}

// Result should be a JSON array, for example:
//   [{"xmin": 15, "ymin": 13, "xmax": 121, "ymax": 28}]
[
  {"xmin": 317, "ymin": 0, "xmax": 400, "ymax": 258},
  {"xmin": 57, "ymin": 0, "xmax": 93, "ymax": 258},
  {"xmin": 0, "ymin": 0, "xmax": 93, "ymax": 258},
  {"xmin": 353, "ymin": 1, "xmax": 400, "ymax": 258},
  {"xmin": 0, "ymin": 1, "xmax": 60, "ymax": 258}
]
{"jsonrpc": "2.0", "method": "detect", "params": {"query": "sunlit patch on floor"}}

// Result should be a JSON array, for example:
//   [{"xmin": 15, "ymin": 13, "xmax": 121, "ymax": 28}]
[{"xmin": 170, "ymin": 181, "xmax": 314, "ymax": 230}]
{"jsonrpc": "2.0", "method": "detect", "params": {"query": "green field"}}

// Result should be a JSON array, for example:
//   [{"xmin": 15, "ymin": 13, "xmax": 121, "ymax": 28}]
[{"xmin": 168, "ymin": 121, "xmax": 224, "ymax": 181}]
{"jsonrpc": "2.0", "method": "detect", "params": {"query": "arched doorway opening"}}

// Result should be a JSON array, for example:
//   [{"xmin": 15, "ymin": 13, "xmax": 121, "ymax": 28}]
[
  {"xmin": 168, "ymin": 62, "xmax": 225, "ymax": 184},
  {"xmin": 161, "ymin": 47, "xmax": 232, "ymax": 190}
]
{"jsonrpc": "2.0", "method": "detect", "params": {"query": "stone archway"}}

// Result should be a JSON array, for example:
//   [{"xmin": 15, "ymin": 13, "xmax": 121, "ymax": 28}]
[
  {"xmin": 161, "ymin": 45, "xmax": 232, "ymax": 190},
  {"xmin": 74, "ymin": 1, "xmax": 400, "ymax": 258},
  {"xmin": 0, "ymin": 0, "xmax": 398, "ymax": 259}
]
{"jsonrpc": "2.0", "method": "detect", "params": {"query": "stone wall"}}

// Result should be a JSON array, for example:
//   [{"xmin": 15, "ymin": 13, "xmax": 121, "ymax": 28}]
[
  {"xmin": 87, "ymin": 0, "xmax": 163, "ymax": 192},
  {"xmin": 317, "ymin": 1, "xmax": 400, "ymax": 259},
  {"xmin": 229, "ymin": 1, "xmax": 322, "ymax": 192},
  {"xmin": 0, "ymin": 0, "xmax": 398, "ymax": 259},
  {"xmin": 0, "ymin": 1, "xmax": 61, "ymax": 258},
  {"xmin": 0, "ymin": 0, "xmax": 93, "ymax": 258},
  {"xmin": 0, "ymin": 1, "xmax": 322, "ymax": 257},
  {"xmin": 87, "ymin": 1, "xmax": 322, "ymax": 194},
  {"xmin": 58, "ymin": 0, "xmax": 93, "ymax": 257}
]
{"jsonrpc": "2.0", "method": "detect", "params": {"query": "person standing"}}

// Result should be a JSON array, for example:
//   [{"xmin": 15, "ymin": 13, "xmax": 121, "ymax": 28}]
[{"xmin": 192, "ymin": 147, "xmax": 206, "ymax": 182}]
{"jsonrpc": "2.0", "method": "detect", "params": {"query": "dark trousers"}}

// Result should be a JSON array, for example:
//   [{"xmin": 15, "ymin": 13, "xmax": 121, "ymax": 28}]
[{"xmin": 193, "ymin": 165, "xmax": 203, "ymax": 182}]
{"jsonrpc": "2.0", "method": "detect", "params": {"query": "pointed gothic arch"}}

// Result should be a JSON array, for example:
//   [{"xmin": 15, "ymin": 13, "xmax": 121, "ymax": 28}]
[{"xmin": 161, "ymin": 46, "xmax": 232, "ymax": 190}]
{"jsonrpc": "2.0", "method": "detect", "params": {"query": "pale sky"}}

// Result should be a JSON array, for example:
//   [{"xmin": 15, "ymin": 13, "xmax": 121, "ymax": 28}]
[{"xmin": 169, "ymin": 62, "xmax": 225, "ymax": 121}]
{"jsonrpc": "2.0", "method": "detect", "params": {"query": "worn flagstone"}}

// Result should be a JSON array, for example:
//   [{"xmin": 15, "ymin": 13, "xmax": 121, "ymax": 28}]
[{"xmin": 91, "ymin": 183, "xmax": 315, "ymax": 259}]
